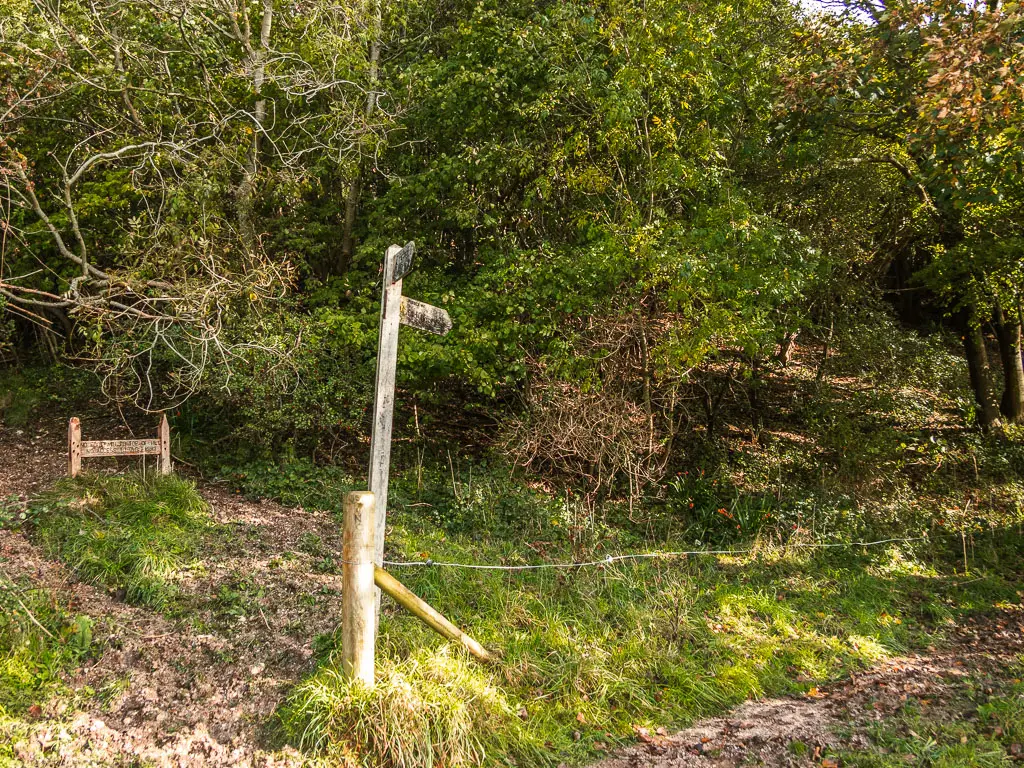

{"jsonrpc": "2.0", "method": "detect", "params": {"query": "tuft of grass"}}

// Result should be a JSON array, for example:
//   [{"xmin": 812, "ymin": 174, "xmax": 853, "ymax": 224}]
[
  {"xmin": 281, "ymin": 647, "xmax": 534, "ymax": 768},
  {"xmin": 0, "ymin": 573, "xmax": 96, "ymax": 768},
  {"xmin": 29, "ymin": 473, "xmax": 211, "ymax": 608}
]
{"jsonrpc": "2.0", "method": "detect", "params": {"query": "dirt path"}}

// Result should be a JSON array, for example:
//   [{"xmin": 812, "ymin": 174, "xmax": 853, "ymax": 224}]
[
  {"xmin": 3, "ymin": 424, "xmax": 1023, "ymax": 767},
  {"xmin": 1, "ymin": 425, "xmax": 345, "ymax": 767},
  {"xmin": 592, "ymin": 612, "xmax": 1024, "ymax": 768}
]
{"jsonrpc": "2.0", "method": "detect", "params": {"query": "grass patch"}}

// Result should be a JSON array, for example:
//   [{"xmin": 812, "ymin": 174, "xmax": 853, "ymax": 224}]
[
  {"xmin": 29, "ymin": 473, "xmax": 211, "ymax": 608},
  {"xmin": 280, "ymin": 532, "xmax": 1023, "ymax": 768},
  {"xmin": 0, "ymin": 573, "xmax": 93, "ymax": 715}
]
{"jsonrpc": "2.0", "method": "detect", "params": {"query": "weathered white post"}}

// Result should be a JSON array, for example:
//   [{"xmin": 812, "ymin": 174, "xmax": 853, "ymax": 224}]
[
  {"xmin": 368, "ymin": 244, "xmax": 406, "ymax": 599},
  {"xmin": 158, "ymin": 413, "xmax": 171, "ymax": 475},
  {"xmin": 68, "ymin": 417, "xmax": 82, "ymax": 477},
  {"xmin": 364, "ymin": 239, "xmax": 451, "ymax": 624},
  {"xmin": 342, "ymin": 491, "xmax": 377, "ymax": 686}
]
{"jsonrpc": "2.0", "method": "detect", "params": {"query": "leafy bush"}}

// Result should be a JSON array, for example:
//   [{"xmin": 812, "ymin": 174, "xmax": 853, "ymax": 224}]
[
  {"xmin": 30, "ymin": 474, "xmax": 211, "ymax": 608},
  {"xmin": 828, "ymin": 307, "xmax": 965, "ymax": 394},
  {"xmin": 173, "ymin": 308, "xmax": 374, "ymax": 465}
]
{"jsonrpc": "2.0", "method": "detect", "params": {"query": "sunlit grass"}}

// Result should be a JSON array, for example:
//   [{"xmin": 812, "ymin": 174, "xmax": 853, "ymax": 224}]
[
  {"xmin": 30, "ymin": 473, "xmax": 211, "ymax": 608},
  {"xmin": 0, "ymin": 572, "xmax": 95, "ymax": 768},
  {"xmin": 281, "ymin": 530, "xmax": 1022, "ymax": 768}
]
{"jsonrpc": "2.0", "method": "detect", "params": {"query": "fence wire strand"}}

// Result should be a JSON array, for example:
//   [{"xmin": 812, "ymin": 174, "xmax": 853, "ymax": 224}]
[{"xmin": 375, "ymin": 535, "xmax": 931, "ymax": 572}]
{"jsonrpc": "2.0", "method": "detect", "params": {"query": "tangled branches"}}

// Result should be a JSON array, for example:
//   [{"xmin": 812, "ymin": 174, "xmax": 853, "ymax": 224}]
[
  {"xmin": 503, "ymin": 312, "xmax": 680, "ymax": 509},
  {"xmin": 0, "ymin": 0, "xmax": 380, "ymax": 407}
]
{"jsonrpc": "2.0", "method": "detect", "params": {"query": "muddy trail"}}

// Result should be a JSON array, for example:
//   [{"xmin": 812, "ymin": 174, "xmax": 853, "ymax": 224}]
[{"xmin": 1, "ymin": 423, "xmax": 1022, "ymax": 767}]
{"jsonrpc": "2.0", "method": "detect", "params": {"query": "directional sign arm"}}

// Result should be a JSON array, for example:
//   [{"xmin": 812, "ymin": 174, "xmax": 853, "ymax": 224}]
[
  {"xmin": 391, "ymin": 241, "xmax": 415, "ymax": 284},
  {"xmin": 400, "ymin": 297, "xmax": 452, "ymax": 335}
]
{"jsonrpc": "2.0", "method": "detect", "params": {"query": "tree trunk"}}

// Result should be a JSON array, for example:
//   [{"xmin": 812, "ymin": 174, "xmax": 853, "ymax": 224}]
[
  {"xmin": 994, "ymin": 302, "xmax": 1024, "ymax": 423},
  {"xmin": 963, "ymin": 320, "xmax": 1001, "ymax": 431},
  {"xmin": 777, "ymin": 330, "xmax": 798, "ymax": 367},
  {"xmin": 238, "ymin": 0, "xmax": 274, "ymax": 252},
  {"xmin": 339, "ymin": 3, "xmax": 382, "ymax": 272}
]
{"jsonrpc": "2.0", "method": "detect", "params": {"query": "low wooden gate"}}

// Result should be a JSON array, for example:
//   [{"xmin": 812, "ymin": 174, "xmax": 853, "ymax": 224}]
[{"xmin": 68, "ymin": 415, "xmax": 171, "ymax": 477}]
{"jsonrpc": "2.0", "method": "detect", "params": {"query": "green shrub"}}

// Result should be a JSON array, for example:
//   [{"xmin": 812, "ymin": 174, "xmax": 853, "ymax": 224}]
[
  {"xmin": 828, "ymin": 307, "xmax": 966, "ymax": 395},
  {"xmin": 177, "ymin": 308, "xmax": 374, "ymax": 464}
]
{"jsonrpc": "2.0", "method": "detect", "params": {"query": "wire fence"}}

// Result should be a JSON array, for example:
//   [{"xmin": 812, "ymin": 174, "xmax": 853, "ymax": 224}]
[{"xmin": 378, "ymin": 534, "xmax": 932, "ymax": 572}]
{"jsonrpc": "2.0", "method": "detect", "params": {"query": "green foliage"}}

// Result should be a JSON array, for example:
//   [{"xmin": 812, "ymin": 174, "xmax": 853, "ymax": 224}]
[
  {"xmin": 827, "ymin": 308, "xmax": 966, "ymax": 393},
  {"xmin": 0, "ymin": 302, "xmax": 13, "ymax": 362},
  {"xmin": 29, "ymin": 474, "xmax": 212, "ymax": 608},
  {"xmin": 180, "ymin": 308, "xmax": 375, "ymax": 463},
  {"xmin": 221, "ymin": 459, "xmax": 358, "ymax": 512},
  {"xmin": 0, "ymin": 494, "xmax": 35, "ymax": 531}
]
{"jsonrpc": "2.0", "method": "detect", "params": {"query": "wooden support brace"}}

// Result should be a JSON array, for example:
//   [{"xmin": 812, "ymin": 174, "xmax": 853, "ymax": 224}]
[
  {"xmin": 374, "ymin": 565, "xmax": 493, "ymax": 664},
  {"xmin": 342, "ymin": 491, "xmax": 377, "ymax": 686}
]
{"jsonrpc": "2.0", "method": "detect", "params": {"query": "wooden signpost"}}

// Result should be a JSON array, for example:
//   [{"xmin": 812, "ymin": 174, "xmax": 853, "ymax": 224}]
[
  {"xmin": 367, "ymin": 242, "xmax": 451, "ymax": 599},
  {"xmin": 68, "ymin": 415, "xmax": 171, "ymax": 477},
  {"xmin": 342, "ymin": 241, "xmax": 491, "ymax": 687}
]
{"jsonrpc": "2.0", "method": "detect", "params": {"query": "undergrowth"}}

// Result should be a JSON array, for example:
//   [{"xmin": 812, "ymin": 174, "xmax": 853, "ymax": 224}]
[
  {"xmin": 279, "ymin": 535, "xmax": 1024, "ymax": 768},
  {"xmin": 27, "ymin": 473, "xmax": 211, "ymax": 608},
  {"xmin": 0, "ymin": 572, "xmax": 94, "ymax": 768},
  {"xmin": 0, "ymin": 365, "xmax": 98, "ymax": 429},
  {"xmin": 0, "ymin": 573, "xmax": 93, "ymax": 716}
]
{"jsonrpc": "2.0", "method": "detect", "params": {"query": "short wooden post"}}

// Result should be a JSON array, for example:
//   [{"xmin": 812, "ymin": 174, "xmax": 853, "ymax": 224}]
[
  {"xmin": 157, "ymin": 414, "xmax": 171, "ymax": 475},
  {"xmin": 342, "ymin": 491, "xmax": 377, "ymax": 687},
  {"xmin": 67, "ymin": 417, "xmax": 82, "ymax": 477}
]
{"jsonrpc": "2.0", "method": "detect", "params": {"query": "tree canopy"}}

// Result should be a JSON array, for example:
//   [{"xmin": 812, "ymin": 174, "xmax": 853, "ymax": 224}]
[{"xmin": 2, "ymin": 0, "xmax": 1022, "ymax": 484}]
